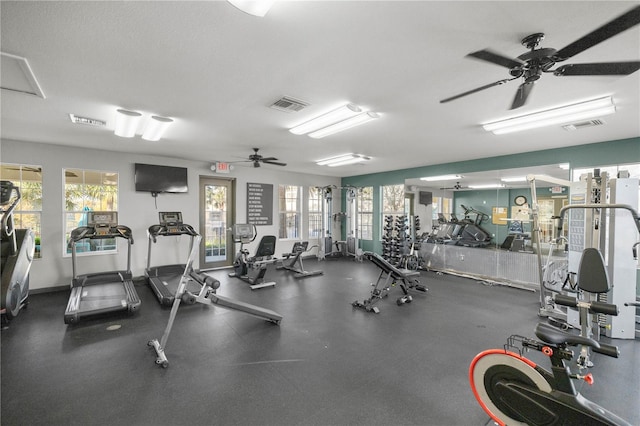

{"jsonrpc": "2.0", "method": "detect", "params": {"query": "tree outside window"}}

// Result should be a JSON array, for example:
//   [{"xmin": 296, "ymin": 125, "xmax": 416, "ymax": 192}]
[
  {"xmin": 358, "ymin": 186, "xmax": 373, "ymax": 240},
  {"xmin": 279, "ymin": 184, "xmax": 300, "ymax": 239},
  {"xmin": 381, "ymin": 184, "xmax": 405, "ymax": 239},
  {"xmin": 64, "ymin": 169, "xmax": 118, "ymax": 254},
  {"xmin": 0, "ymin": 164, "xmax": 43, "ymax": 258},
  {"xmin": 308, "ymin": 186, "xmax": 322, "ymax": 239}
]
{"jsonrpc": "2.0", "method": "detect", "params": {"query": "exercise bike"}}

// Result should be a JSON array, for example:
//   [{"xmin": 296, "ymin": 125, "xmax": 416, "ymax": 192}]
[{"xmin": 470, "ymin": 321, "xmax": 630, "ymax": 425}]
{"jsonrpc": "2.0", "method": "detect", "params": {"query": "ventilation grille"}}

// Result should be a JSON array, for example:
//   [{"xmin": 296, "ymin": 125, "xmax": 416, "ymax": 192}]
[
  {"xmin": 69, "ymin": 114, "xmax": 106, "ymax": 127},
  {"xmin": 562, "ymin": 119, "xmax": 606, "ymax": 131},
  {"xmin": 269, "ymin": 96, "xmax": 309, "ymax": 113}
]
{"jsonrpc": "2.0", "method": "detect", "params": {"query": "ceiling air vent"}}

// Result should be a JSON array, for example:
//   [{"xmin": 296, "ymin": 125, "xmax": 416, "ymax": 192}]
[
  {"xmin": 269, "ymin": 96, "xmax": 309, "ymax": 113},
  {"xmin": 69, "ymin": 114, "xmax": 106, "ymax": 127},
  {"xmin": 562, "ymin": 119, "xmax": 606, "ymax": 131}
]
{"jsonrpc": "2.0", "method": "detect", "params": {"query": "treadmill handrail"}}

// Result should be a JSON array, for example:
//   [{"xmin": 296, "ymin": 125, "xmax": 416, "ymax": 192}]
[{"xmin": 146, "ymin": 222, "xmax": 199, "ymax": 272}]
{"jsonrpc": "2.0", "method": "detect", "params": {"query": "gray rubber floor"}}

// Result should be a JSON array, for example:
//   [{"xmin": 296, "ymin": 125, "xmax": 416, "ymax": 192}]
[{"xmin": 2, "ymin": 257, "xmax": 639, "ymax": 425}]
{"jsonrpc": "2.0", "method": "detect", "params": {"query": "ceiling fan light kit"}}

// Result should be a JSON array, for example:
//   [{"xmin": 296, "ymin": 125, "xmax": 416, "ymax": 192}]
[
  {"xmin": 440, "ymin": 5, "xmax": 640, "ymax": 110},
  {"xmin": 482, "ymin": 96, "xmax": 615, "ymax": 135}
]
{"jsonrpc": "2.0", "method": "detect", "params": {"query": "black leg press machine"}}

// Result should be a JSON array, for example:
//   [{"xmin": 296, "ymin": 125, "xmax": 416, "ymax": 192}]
[{"xmin": 352, "ymin": 251, "xmax": 428, "ymax": 313}]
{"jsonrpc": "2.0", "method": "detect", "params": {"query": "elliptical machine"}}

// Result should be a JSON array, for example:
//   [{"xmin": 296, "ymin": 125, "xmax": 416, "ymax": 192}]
[{"xmin": 1, "ymin": 180, "xmax": 35, "ymax": 324}]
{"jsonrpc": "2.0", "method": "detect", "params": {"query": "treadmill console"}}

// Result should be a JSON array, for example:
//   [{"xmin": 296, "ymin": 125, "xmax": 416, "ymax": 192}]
[
  {"xmin": 87, "ymin": 211, "xmax": 118, "ymax": 236},
  {"xmin": 159, "ymin": 211, "xmax": 184, "ymax": 234}
]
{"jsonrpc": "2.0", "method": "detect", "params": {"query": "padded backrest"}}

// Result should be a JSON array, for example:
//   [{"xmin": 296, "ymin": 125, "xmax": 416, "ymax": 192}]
[
  {"xmin": 255, "ymin": 235, "xmax": 276, "ymax": 257},
  {"xmin": 577, "ymin": 247, "xmax": 611, "ymax": 294}
]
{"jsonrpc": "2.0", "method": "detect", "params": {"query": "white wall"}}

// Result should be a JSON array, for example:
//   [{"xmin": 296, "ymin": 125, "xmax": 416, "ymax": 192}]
[{"xmin": 1, "ymin": 139, "xmax": 340, "ymax": 290}]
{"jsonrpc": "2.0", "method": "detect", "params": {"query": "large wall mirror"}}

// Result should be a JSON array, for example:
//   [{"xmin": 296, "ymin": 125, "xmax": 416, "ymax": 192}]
[{"xmin": 405, "ymin": 163, "xmax": 570, "ymax": 251}]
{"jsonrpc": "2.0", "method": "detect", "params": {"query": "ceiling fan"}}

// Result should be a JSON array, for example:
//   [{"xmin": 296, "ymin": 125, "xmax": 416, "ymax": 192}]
[
  {"xmin": 439, "ymin": 182, "xmax": 465, "ymax": 190},
  {"xmin": 440, "ymin": 5, "xmax": 640, "ymax": 109},
  {"xmin": 240, "ymin": 148, "xmax": 287, "ymax": 168}
]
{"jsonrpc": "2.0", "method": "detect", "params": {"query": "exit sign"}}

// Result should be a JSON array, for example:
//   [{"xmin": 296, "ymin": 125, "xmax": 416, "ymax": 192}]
[{"xmin": 215, "ymin": 162, "xmax": 231, "ymax": 174}]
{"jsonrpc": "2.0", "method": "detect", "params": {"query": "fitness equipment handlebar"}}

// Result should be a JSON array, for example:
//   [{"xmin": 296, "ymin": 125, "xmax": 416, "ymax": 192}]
[
  {"xmin": 556, "ymin": 204, "xmax": 640, "ymax": 235},
  {"xmin": 554, "ymin": 294, "xmax": 619, "ymax": 316}
]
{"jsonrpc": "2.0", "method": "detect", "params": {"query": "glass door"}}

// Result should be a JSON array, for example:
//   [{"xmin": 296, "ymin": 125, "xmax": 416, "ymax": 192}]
[{"xmin": 199, "ymin": 177, "xmax": 234, "ymax": 269}]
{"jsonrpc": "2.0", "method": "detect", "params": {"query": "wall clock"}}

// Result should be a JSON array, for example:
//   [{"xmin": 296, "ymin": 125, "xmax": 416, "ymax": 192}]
[{"xmin": 514, "ymin": 195, "xmax": 528, "ymax": 206}]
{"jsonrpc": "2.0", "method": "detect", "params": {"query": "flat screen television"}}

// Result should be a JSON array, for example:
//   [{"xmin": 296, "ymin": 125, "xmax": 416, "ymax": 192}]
[
  {"xmin": 419, "ymin": 191, "xmax": 432, "ymax": 205},
  {"xmin": 134, "ymin": 163, "xmax": 188, "ymax": 194}
]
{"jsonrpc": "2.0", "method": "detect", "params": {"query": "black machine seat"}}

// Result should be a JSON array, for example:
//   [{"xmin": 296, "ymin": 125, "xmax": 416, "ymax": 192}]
[
  {"xmin": 577, "ymin": 248, "xmax": 611, "ymax": 294},
  {"xmin": 364, "ymin": 251, "xmax": 420, "ymax": 279},
  {"xmin": 535, "ymin": 322, "xmax": 600, "ymax": 349},
  {"xmin": 353, "ymin": 251, "xmax": 426, "ymax": 313},
  {"xmin": 284, "ymin": 241, "xmax": 308, "ymax": 257},
  {"xmin": 254, "ymin": 235, "xmax": 276, "ymax": 258}
]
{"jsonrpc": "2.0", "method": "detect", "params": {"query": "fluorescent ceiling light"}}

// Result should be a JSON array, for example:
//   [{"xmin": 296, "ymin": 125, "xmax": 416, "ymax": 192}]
[
  {"xmin": 227, "ymin": 0, "xmax": 274, "ymax": 17},
  {"xmin": 558, "ymin": 163, "xmax": 570, "ymax": 170},
  {"xmin": 308, "ymin": 112, "xmax": 380, "ymax": 139},
  {"xmin": 142, "ymin": 116, "xmax": 174, "ymax": 141},
  {"xmin": 114, "ymin": 109, "xmax": 142, "ymax": 138},
  {"xmin": 316, "ymin": 153, "xmax": 370, "ymax": 167},
  {"xmin": 290, "ymin": 104, "xmax": 361, "ymax": 135},
  {"xmin": 500, "ymin": 176, "xmax": 527, "ymax": 183},
  {"xmin": 483, "ymin": 96, "xmax": 615, "ymax": 135},
  {"xmin": 468, "ymin": 183, "xmax": 506, "ymax": 189},
  {"xmin": 420, "ymin": 174, "xmax": 463, "ymax": 182}
]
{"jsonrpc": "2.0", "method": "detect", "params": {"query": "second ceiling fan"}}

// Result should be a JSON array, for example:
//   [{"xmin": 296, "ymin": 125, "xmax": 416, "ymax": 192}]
[{"xmin": 440, "ymin": 5, "xmax": 640, "ymax": 109}]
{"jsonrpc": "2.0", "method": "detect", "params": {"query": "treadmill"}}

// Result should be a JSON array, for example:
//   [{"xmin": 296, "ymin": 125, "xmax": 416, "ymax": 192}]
[
  {"xmin": 146, "ymin": 212, "xmax": 206, "ymax": 306},
  {"xmin": 64, "ymin": 211, "xmax": 141, "ymax": 324}
]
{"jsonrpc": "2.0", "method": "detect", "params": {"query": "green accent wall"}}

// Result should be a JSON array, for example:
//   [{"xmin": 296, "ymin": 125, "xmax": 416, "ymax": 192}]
[{"xmin": 342, "ymin": 137, "xmax": 640, "ymax": 253}]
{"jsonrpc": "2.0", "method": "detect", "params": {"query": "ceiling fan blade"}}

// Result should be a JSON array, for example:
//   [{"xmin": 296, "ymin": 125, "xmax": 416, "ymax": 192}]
[
  {"xmin": 440, "ymin": 78, "xmax": 515, "ymax": 103},
  {"xmin": 467, "ymin": 49, "xmax": 525, "ymax": 69},
  {"xmin": 260, "ymin": 157, "xmax": 278, "ymax": 162},
  {"xmin": 554, "ymin": 61, "xmax": 640, "ymax": 76},
  {"xmin": 510, "ymin": 82, "xmax": 534, "ymax": 109},
  {"xmin": 553, "ymin": 5, "xmax": 640, "ymax": 61},
  {"xmin": 263, "ymin": 160, "xmax": 287, "ymax": 166}
]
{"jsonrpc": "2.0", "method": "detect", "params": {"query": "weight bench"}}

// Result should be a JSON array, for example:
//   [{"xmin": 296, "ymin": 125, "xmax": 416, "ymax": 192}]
[
  {"xmin": 276, "ymin": 241, "xmax": 323, "ymax": 278},
  {"xmin": 352, "ymin": 251, "xmax": 427, "ymax": 314}
]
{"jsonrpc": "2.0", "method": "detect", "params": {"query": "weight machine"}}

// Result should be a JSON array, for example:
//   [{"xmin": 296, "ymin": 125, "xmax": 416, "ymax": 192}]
[
  {"xmin": 317, "ymin": 185, "xmax": 362, "ymax": 261},
  {"xmin": 531, "ymin": 170, "xmax": 640, "ymax": 367}
]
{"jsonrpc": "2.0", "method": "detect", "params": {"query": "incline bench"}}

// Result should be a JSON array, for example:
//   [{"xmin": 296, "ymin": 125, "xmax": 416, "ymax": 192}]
[{"xmin": 352, "ymin": 251, "xmax": 428, "ymax": 313}]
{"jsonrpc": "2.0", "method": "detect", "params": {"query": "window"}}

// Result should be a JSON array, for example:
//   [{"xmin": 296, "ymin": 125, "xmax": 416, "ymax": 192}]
[
  {"xmin": 432, "ymin": 196, "xmax": 452, "ymax": 222},
  {"xmin": 381, "ymin": 184, "xmax": 405, "ymax": 239},
  {"xmin": 308, "ymin": 186, "xmax": 322, "ymax": 239},
  {"xmin": 279, "ymin": 184, "xmax": 300, "ymax": 239},
  {"xmin": 358, "ymin": 186, "xmax": 373, "ymax": 240},
  {"xmin": 0, "ymin": 164, "xmax": 43, "ymax": 259},
  {"xmin": 64, "ymin": 169, "xmax": 118, "ymax": 255}
]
